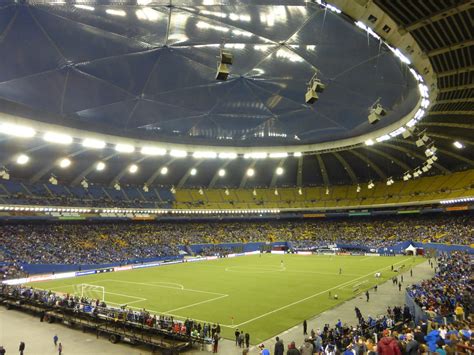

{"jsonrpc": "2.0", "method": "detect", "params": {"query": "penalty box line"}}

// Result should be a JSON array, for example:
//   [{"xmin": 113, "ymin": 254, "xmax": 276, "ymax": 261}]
[{"xmin": 232, "ymin": 257, "xmax": 412, "ymax": 329}]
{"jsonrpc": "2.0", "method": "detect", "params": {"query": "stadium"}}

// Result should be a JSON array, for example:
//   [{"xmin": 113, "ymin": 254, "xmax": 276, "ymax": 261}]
[{"xmin": 0, "ymin": 0, "xmax": 472, "ymax": 354}]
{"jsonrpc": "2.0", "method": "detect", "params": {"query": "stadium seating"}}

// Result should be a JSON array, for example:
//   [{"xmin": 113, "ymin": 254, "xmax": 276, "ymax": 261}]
[{"xmin": 173, "ymin": 170, "xmax": 474, "ymax": 209}]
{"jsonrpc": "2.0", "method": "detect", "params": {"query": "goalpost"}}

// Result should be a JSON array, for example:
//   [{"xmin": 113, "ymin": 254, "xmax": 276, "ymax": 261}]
[{"xmin": 73, "ymin": 284, "xmax": 105, "ymax": 302}]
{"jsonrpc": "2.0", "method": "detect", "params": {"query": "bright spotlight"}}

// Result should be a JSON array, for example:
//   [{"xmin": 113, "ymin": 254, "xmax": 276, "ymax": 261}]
[
  {"xmin": 0, "ymin": 123, "xmax": 36, "ymax": 138},
  {"xmin": 59, "ymin": 158, "xmax": 71, "ymax": 168},
  {"xmin": 218, "ymin": 169, "xmax": 226, "ymax": 177},
  {"xmin": 96, "ymin": 161, "xmax": 106, "ymax": 171},
  {"xmin": 44, "ymin": 132, "xmax": 73, "ymax": 145},
  {"xmin": 82, "ymin": 138, "xmax": 106, "ymax": 149},
  {"xmin": 129, "ymin": 164, "xmax": 138, "ymax": 173},
  {"xmin": 160, "ymin": 166, "xmax": 168, "ymax": 175},
  {"xmin": 453, "ymin": 141, "xmax": 464, "ymax": 149},
  {"xmin": 16, "ymin": 154, "xmax": 29, "ymax": 165},
  {"xmin": 190, "ymin": 168, "xmax": 197, "ymax": 176},
  {"xmin": 115, "ymin": 144, "xmax": 135, "ymax": 153},
  {"xmin": 246, "ymin": 168, "xmax": 255, "ymax": 177},
  {"xmin": 276, "ymin": 167, "xmax": 284, "ymax": 175}
]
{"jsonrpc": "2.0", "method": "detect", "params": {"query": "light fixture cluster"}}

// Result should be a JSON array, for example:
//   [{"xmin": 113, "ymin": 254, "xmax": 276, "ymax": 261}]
[
  {"xmin": 367, "ymin": 180, "xmax": 375, "ymax": 189},
  {"xmin": 440, "ymin": 197, "xmax": 474, "ymax": 205},
  {"xmin": 0, "ymin": 206, "xmax": 92, "ymax": 213}
]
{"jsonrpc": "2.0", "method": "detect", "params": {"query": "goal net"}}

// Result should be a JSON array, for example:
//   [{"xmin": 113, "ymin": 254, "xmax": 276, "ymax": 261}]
[{"xmin": 73, "ymin": 284, "xmax": 105, "ymax": 302}]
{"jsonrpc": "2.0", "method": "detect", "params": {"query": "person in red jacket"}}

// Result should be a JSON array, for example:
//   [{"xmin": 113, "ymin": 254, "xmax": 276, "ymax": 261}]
[{"xmin": 377, "ymin": 329, "xmax": 401, "ymax": 355}]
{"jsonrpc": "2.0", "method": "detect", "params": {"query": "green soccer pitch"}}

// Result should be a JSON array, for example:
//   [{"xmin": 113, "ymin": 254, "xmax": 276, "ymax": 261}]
[{"xmin": 28, "ymin": 254, "xmax": 423, "ymax": 344}]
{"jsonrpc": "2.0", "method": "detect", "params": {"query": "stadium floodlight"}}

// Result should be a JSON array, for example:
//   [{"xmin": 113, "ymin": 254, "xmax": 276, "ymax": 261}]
[
  {"xmin": 365, "ymin": 139, "xmax": 375, "ymax": 146},
  {"xmin": 244, "ymin": 152, "xmax": 267, "ymax": 159},
  {"xmin": 59, "ymin": 158, "xmax": 71, "ymax": 168},
  {"xmin": 218, "ymin": 152, "xmax": 237, "ymax": 159},
  {"xmin": 218, "ymin": 169, "xmax": 226, "ymax": 177},
  {"xmin": 141, "ymin": 146, "xmax": 166, "ymax": 156},
  {"xmin": 367, "ymin": 180, "xmax": 375, "ymax": 189},
  {"xmin": 425, "ymin": 146, "xmax": 437, "ymax": 157},
  {"xmin": 403, "ymin": 172, "xmax": 412, "ymax": 181},
  {"xmin": 82, "ymin": 138, "xmax": 106, "ymax": 149},
  {"xmin": 368, "ymin": 99, "xmax": 387, "ymax": 124},
  {"xmin": 0, "ymin": 123, "xmax": 36, "ymax": 138},
  {"xmin": 49, "ymin": 175, "xmax": 58, "ymax": 185},
  {"xmin": 453, "ymin": 141, "xmax": 464, "ymax": 149},
  {"xmin": 190, "ymin": 168, "xmax": 197, "ymax": 176},
  {"xmin": 170, "ymin": 186, "xmax": 176, "ymax": 194},
  {"xmin": 294, "ymin": 152, "xmax": 302, "ymax": 157},
  {"xmin": 269, "ymin": 152, "xmax": 288, "ymax": 159},
  {"xmin": 246, "ymin": 168, "xmax": 255, "ymax": 177},
  {"xmin": 356, "ymin": 185, "xmax": 361, "ymax": 193},
  {"xmin": 224, "ymin": 188, "xmax": 230, "ymax": 196},
  {"xmin": 143, "ymin": 184, "xmax": 149, "ymax": 192},
  {"xmin": 252, "ymin": 189, "xmax": 257, "ymax": 196},
  {"xmin": 276, "ymin": 167, "xmax": 284, "ymax": 175},
  {"xmin": 193, "ymin": 151, "xmax": 217, "ymax": 159},
  {"xmin": 106, "ymin": 9, "xmax": 126, "ymax": 16},
  {"xmin": 114, "ymin": 182, "xmax": 121, "ymax": 190},
  {"xmin": 416, "ymin": 134, "xmax": 430, "ymax": 147},
  {"xmin": 0, "ymin": 168, "xmax": 9, "ymax": 180},
  {"xmin": 198, "ymin": 188, "xmax": 204, "ymax": 195},
  {"xmin": 80, "ymin": 179, "xmax": 89, "ymax": 189},
  {"xmin": 298, "ymin": 188, "xmax": 303, "ymax": 195},
  {"xmin": 115, "ymin": 144, "xmax": 135, "ymax": 153},
  {"xmin": 96, "ymin": 161, "xmax": 106, "ymax": 171},
  {"xmin": 170, "ymin": 149, "xmax": 187, "ymax": 158},
  {"xmin": 274, "ymin": 188, "xmax": 279, "ymax": 196},
  {"xmin": 325, "ymin": 187, "xmax": 329, "ymax": 195},
  {"xmin": 44, "ymin": 132, "xmax": 73, "ymax": 145},
  {"xmin": 160, "ymin": 166, "xmax": 168, "ymax": 175},
  {"xmin": 16, "ymin": 154, "xmax": 29, "ymax": 165},
  {"xmin": 305, "ymin": 73, "xmax": 325, "ymax": 104},
  {"xmin": 129, "ymin": 164, "xmax": 138, "ymax": 173},
  {"xmin": 75, "ymin": 4, "xmax": 94, "ymax": 11},
  {"xmin": 386, "ymin": 177, "xmax": 394, "ymax": 186}
]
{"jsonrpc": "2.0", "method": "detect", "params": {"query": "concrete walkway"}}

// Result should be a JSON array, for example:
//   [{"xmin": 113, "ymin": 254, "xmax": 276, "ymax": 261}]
[{"xmin": 0, "ymin": 260, "xmax": 434, "ymax": 355}]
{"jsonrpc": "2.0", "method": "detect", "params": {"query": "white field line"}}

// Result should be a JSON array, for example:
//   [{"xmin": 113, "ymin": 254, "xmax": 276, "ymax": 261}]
[
  {"xmin": 97, "ymin": 279, "xmax": 227, "ymax": 297},
  {"xmin": 163, "ymin": 294, "xmax": 229, "ymax": 314},
  {"xmin": 232, "ymin": 257, "xmax": 412, "ymax": 328},
  {"xmin": 149, "ymin": 281, "xmax": 184, "ymax": 289}
]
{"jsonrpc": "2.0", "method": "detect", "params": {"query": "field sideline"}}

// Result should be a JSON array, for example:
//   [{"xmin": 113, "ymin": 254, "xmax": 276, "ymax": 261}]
[{"xmin": 29, "ymin": 254, "xmax": 423, "ymax": 344}]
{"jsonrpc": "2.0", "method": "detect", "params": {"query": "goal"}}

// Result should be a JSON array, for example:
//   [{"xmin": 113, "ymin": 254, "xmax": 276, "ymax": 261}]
[{"xmin": 73, "ymin": 284, "xmax": 105, "ymax": 302}]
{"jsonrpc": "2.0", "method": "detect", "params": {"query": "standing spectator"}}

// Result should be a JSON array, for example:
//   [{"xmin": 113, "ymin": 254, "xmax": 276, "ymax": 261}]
[
  {"xmin": 274, "ymin": 336, "xmax": 284, "ymax": 355},
  {"xmin": 405, "ymin": 333, "xmax": 419, "ymax": 355},
  {"xmin": 398, "ymin": 283, "xmax": 402, "ymax": 292},
  {"xmin": 300, "ymin": 339, "xmax": 314, "ymax": 355},
  {"xmin": 377, "ymin": 329, "xmax": 401, "ymax": 355},
  {"xmin": 245, "ymin": 332, "xmax": 250, "ymax": 348},
  {"xmin": 234, "ymin": 329, "xmax": 240, "ymax": 346},
  {"xmin": 303, "ymin": 319, "xmax": 307, "ymax": 335},
  {"xmin": 259, "ymin": 344, "xmax": 270, "ymax": 355},
  {"xmin": 53, "ymin": 335, "xmax": 58, "ymax": 347},
  {"xmin": 18, "ymin": 342, "xmax": 25, "ymax": 355},
  {"xmin": 287, "ymin": 341, "xmax": 301, "ymax": 355},
  {"xmin": 238, "ymin": 332, "xmax": 244, "ymax": 348},
  {"xmin": 58, "ymin": 343, "xmax": 62, "ymax": 355},
  {"xmin": 0, "ymin": 346, "xmax": 5, "ymax": 355},
  {"xmin": 212, "ymin": 333, "xmax": 219, "ymax": 353},
  {"xmin": 454, "ymin": 304, "xmax": 464, "ymax": 321},
  {"xmin": 365, "ymin": 290, "xmax": 369, "ymax": 302}
]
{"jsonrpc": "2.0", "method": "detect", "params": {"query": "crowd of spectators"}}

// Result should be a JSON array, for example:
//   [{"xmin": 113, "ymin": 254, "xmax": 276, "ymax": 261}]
[
  {"xmin": 0, "ymin": 213, "xmax": 471, "ymax": 269},
  {"xmin": 407, "ymin": 252, "xmax": 472, "ymax": 319}
]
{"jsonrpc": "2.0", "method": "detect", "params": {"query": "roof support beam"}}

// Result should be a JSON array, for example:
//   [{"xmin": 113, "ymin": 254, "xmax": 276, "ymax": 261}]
[
  {"xmin": 208, "ymin": 161, "xmax": 232, "ymax": 188},
  {"xmin": 239, "ymin": 161, "xmax": 257, "ymax": 188},
  {"xmin": 349, "ymin": 150, "xmax": 387, "ymax": 180},
  {"xmin": 380, "ymin": 142, "xmax": 450, "ymax": 174},
  {"xmin": 426, "ymin": 133, "xmax": 474, "ymax": 146},
  {"xmin": 365, "ymin": 147, "xmax": 412, "ymax": 171},
  {"xmin": 437, "ymin": 67, "xmax": 473, "ymax": 78},
  {"xmin": 109, "ymin": 157, "xmax": 148, "ymax": 187},
  {"xmin": 177, "ymin": 161, "xmax": 204, "ymax": 188},
  {"xmin": 296, "ymin": 156, "xmax": 303, "ymax": 187},
  {"xmin": 71, "ymin": 153, "xmax": 117, "ymax": 186},
  {"xmin": 30, "ymin": 149, "xmax": 88, "ymax": 184},
  {"xmin": 333, "ymin": 152, "xmax": 357, "ymax": 184},
  {"xmin": 435, "ymin": 98, "xmax": 474, "ymax": 104},
  {"xmin": 438, "ymin": 84, "xmax": 474, "ymax": 93},
  {"xmin": 429, "ymin": 110, "xmax": 474, "ymax": 115},
  {"xmin": 427, "ymin": 40, "xmax": 474, "ymax": 57},
  {"xmin": 418, "ymin": 122, "xmax": 474, "ymax": 130},
  {"xmin": 145, "ymin": 158, "xmax": 176, "ymax": 187},
  {"xmin": 316, "ymin": 154, "xmax": 330, "ymax": 187},
  {"xmin": 404, "ymin": 0, "xmax": 472, "ymax": 32},
  {"xmin": 270, "ymin": 159, "xmax": 286, "ymax": 188}
]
